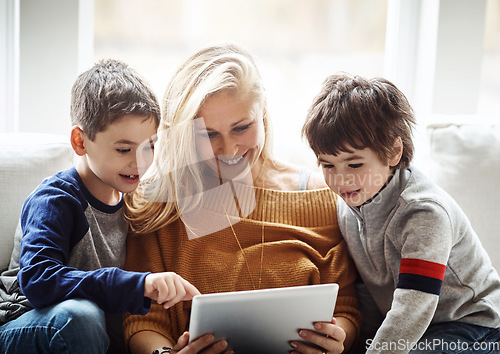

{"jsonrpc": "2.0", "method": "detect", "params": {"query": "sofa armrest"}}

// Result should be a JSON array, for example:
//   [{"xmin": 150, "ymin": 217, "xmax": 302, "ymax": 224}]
[
  {"xmin": 0, "ymin": 133, "xmax": 74, "ymax": 270},
  {"xmin": 420, "ymin": 124, "xmax": 500, "ymax": 272}
]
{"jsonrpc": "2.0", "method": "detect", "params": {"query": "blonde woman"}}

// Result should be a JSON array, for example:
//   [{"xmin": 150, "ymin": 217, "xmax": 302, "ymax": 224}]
[{"xmin": 124, "ymin": 43, "xmax": 361, "ymax": 354}]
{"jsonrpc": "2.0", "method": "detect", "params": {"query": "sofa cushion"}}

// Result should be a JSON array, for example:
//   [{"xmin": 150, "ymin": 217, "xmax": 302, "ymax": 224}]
[
  {"xmin": 0, "ymin": 133, "xmax": 74, "ymax": 270},
  {"xmin": 424, "ymin": 124, "xmax": 500, "ymax": 272}
]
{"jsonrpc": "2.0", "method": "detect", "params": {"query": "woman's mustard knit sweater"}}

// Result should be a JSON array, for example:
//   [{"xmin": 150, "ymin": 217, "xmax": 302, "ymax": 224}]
[{"xmin": 123, "ymin": 185, "xmax": 361, "ymax": 345}]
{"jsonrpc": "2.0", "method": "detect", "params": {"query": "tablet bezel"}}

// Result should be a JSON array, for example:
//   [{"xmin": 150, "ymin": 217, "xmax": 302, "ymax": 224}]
[{"xmin": 188, "ymin": 283, "xmax": 339, "ymax": 353}]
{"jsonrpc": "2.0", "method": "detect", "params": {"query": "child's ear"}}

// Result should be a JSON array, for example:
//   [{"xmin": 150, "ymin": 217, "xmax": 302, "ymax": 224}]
[
  {"xmin": 70, "ymin": 126, "xmax": 87, "ymax": 156},
  {"xmin": 389, "ymin": 136, "xmax": 403, "ymax": 167}
]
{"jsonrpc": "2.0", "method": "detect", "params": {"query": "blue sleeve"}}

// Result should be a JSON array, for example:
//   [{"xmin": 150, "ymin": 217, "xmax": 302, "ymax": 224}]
[{"xmin": 18, "ymin": 182, "xmax": 151, "ymax": 315}]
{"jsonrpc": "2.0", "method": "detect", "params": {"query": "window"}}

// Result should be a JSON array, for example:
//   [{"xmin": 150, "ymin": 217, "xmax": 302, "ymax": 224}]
[
  {"xmin": 479, "ymin": 0, "xmax": 500, "ymax": 114},
  {"xmin": 94, "ymin": 0, "xmax": 388, "ymax": 166},
  {"xmin": 4, "ymin": 0, "xmax": 496, "ymax": 139}
]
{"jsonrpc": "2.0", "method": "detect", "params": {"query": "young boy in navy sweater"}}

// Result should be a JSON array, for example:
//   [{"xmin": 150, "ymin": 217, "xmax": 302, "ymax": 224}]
[
  {"xmin": 0, "ymin": 59, "xmax": 199, "ymax": 354},
  {"xmin": 302, "ymin": 73, "xmax": 500, "ymax": 353}
]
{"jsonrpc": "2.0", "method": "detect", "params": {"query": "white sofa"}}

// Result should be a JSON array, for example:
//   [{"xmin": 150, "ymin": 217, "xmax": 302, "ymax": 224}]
[
  {"xmin": 420, "ymin": 123, "xmax": 500, "ymax": 273},
  {"xmin": 0, "ymin": 133, "xmax": 74, "ymax": 270},
  {"xmin": 0, "ymin": 125, "xmax": 499, "ymax": 272}
]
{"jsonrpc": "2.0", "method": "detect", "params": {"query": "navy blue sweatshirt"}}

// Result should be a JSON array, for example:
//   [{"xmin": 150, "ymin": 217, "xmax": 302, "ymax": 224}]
[{"xmin": 17, "ymin": 167, "xmax": 150, "ymax": 315}]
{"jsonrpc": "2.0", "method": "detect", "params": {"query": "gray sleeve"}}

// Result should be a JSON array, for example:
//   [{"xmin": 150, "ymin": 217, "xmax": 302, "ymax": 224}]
[
  {"xmin": 298, "ymin": 168, "xmax": 312, "ymax": 191},
  {"xmin": 367, "ymin": 289, "xmax": 438, "ymax": 353},
  {"xmin": 367, "ymin": 201, "xmax": 453, "ymax": 353}
]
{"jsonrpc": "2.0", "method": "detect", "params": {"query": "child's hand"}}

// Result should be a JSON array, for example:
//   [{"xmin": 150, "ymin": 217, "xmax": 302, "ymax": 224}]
[{"xmin": 144, "ymin": 272, "xmax": 201, "ymax": 309}]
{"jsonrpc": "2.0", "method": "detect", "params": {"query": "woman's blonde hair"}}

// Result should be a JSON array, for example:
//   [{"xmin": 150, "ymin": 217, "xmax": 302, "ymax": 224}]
[{"xmin": 125, "ymin": 42, "xmax": 273, "ymax": 234}]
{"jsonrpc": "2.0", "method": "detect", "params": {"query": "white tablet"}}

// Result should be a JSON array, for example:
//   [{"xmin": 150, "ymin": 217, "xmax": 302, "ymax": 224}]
[{"xmin": 188, "ymin": 283, "xmax": 339, "ymax": 354}]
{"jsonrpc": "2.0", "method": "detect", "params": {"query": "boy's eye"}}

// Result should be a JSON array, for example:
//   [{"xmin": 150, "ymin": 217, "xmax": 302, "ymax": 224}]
[
  {"xmin": 322, "ymin": 164, "xmax": 335, "ymax": 169},
  {"xmin": 349, "ymin": 163, "xmax": 362, "ymax": 169},
  {"xmin": 117, "ymin": 149, "xmax": 131, "ymax": 154}
]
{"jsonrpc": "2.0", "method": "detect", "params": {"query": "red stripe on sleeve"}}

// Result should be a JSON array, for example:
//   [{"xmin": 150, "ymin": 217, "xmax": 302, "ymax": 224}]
[{"xmin": 399, "ymin": 258, "xmax": 446, "ymax": 280}]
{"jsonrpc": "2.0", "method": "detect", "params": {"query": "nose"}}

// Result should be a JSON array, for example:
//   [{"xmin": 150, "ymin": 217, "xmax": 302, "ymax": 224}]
[
  {"xmin": 129, "ymin": 157, "xmax": 138, "ymax": 169},
  {"xmin": 217, "ymin": 135, "xmax": 238, "ymax": 157},
  {"xmin": 329, "ymin": 173, "xmax": 354, "ymax": 187}
]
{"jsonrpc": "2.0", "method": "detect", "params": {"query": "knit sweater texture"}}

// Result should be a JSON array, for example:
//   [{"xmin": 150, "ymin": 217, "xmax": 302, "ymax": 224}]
[
  {"xmin": 337, "ymin": 166, "xmax": 500, "ymax": 353},
  {"xmin": 124, "ymin": 183, "xmax": 361, "ymax": 345}
]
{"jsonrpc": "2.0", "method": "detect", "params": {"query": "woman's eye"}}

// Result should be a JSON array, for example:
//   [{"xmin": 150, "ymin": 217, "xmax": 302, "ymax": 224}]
[
  {"xmin": 117, "ymin": 149, "xmax": 131, "ymax": 154},
  {"xmin": 349, "ymin": 163, "xmax": 362, "ymax": 169},
  {"xmin": 233, "ymin": 124, "xmax": 250, "ymax": 133},
  {"xmin": 197, "ymin": 131, "xmax": 217, "ymax": 139}
]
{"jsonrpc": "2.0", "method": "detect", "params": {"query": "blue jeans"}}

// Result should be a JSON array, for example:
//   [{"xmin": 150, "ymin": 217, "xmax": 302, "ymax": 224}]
[
  {"xmin": 410, "ymin": 322, "xmax": 500, "ymax": 354},
  {"xmin": 0, "ymin": 298, "xmax": 109, "ymax": 354}
]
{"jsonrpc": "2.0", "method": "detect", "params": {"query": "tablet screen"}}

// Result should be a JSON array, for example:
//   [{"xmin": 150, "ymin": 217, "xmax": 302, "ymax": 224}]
[{"xmin": 188, "ymin": 283, "xmax": 339, "ymax": 353}]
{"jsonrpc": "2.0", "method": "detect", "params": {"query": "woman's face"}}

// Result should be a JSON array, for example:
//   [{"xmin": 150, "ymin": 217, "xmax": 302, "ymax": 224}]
[{"xmin": 195, "ymin": 91, "xmax": 265, "ymax": 183}]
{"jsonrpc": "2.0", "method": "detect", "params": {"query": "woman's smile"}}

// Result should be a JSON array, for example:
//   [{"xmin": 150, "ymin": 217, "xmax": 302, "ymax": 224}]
[{"xmin": 196, "ymin": 91, "xmax": 265, "ymax": 183}]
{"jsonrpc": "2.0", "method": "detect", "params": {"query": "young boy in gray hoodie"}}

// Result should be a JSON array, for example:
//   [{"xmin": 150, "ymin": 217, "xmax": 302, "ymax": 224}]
[{"xmin": 302, "ymin": 73, "xmax": 500, "ymax": 353}]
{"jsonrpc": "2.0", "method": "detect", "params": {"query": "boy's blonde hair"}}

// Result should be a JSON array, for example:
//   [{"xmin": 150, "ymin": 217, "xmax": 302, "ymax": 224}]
[
  {"xmin": 126, "ymin": 43, "xmax": 273, "ymax": 234},
  {"xmin": 302, "ymin": 73, "xmax": 416, "ymax": 169}
]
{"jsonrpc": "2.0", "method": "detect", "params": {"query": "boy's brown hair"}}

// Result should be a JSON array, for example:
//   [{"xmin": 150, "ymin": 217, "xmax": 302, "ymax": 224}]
[
  {"xmin": 71, "ymin": 59, "xmax": 160, "ymax": 140},
  {"xmin": 302, "ymin": 73, "xmax": 416, "ymax": 169}
]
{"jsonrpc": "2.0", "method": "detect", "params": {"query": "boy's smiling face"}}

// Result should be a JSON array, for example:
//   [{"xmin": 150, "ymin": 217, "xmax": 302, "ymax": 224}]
[
  {"xmin": 74, "ymin": 114, "xmax": 157, "ymax": 205},
  {"xmin": 318, "ymin": 146, "xmax": 400, "ymax": 207}
]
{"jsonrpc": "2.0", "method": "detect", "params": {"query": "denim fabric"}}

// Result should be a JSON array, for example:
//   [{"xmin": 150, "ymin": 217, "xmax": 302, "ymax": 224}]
[
  {"xmin": 410, "ymin": 322, "xmax": 500, "ymax": 354},
  {"xmin": 0, "ymin": 298, "xmax": 109, "ymax": 354}
]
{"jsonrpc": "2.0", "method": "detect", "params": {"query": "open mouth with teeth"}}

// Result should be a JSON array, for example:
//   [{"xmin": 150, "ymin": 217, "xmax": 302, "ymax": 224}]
[
  {"xmin": 219, "ymin": 155, "xmax": 244, "ymax": 165},
  {"xmin": 213, "ymin": 152, "xmax": 252, "ymax": 183},
  {"xmin": 119, "ymin": 174, "xmax": 139, "ymax": 183}
]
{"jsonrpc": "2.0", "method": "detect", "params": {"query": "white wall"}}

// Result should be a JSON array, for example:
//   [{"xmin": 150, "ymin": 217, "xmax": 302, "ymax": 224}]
[
  {"xmin": 18, "ymin": 0, "xmax": 94, "ymax": 134},
  {"xmin": 0, "ymin": 0, "xmax": 19, "ymax": 133},
  {"xmin": 385, "ymin": 0, "xmax": 487, "ymax": 119},
  {"xmin": 384, "ymin": 0, "xmax": 490, "ymax": 165},
  {"xmin": 432, "ymin": 0, "xmax": 486, "ymax": 115},
  {"xmin": 1, "ymin": 0, "xmax": 93, "ymax": 135}
]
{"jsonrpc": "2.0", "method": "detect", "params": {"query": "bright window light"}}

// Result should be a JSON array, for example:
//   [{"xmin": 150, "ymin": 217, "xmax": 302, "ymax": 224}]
[
  {"xmin": 94, "ymin": 0, "xmax": 388, "ymax": 167},
  {"xmin": 479, "ymin": 0, "xmax": 500, "ymax": 115}
]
